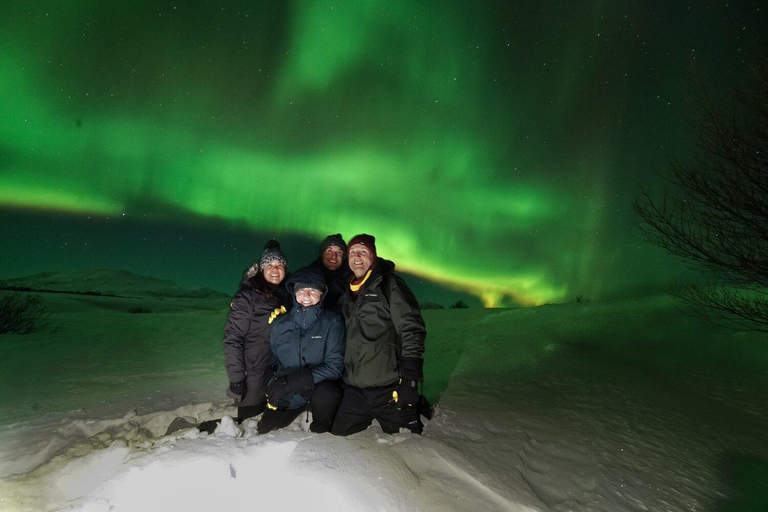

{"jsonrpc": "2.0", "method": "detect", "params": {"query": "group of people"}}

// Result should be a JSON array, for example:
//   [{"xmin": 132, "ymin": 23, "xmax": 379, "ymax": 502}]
[{"xmin": 208, "ymin": 233, "xmax": 427, "ymax": 436}]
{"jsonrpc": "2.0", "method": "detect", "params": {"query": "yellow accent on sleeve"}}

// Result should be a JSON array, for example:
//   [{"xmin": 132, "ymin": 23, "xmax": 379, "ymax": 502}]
[{"xmin": 267, "ymin": 305, "xmax": 288, "ymax": 324}]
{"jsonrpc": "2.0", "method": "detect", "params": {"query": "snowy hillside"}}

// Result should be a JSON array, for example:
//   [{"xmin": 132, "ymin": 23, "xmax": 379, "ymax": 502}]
[
  {"xmin": 1, "ymin": 291, "xmax": 767, "ymax": 511},
  {"xmin": 0, "ymin": 269, "xmax": 228, "ymax": 299}
]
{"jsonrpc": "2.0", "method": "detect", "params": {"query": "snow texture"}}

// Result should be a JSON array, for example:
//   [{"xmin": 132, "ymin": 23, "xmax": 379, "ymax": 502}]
[{"xmin": 1, "ymin": 290, "xmax": 767, "ymax": 511}]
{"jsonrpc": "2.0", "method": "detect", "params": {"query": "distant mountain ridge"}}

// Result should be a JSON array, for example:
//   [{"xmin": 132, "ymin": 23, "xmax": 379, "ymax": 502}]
[{"xmin": 0, "ymin": 269, "xmax": 229, "ymax": 299}]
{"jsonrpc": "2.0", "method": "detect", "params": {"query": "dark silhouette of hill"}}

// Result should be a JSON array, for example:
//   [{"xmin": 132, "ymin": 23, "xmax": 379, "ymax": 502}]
[{"xmin": 0, "ymin": 269, "xmax": 228, "ymax": 299}]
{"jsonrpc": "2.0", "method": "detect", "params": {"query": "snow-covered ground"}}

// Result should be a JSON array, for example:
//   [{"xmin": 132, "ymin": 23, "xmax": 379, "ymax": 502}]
[{"xmin": 1, "ymin": 291, "xmax": 767, "ymax": 511}]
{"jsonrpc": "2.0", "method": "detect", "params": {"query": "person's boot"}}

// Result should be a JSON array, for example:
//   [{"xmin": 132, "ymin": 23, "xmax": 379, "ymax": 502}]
[{"xmin": 197, "ymin": 418, "xmax": 221, "ymax": 435}]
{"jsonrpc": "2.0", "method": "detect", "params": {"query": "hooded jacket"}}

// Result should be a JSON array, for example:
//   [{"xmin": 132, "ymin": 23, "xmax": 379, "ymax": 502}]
[
  {"xmin": 340, "ymin": 258, "xmax": 426, "ymax": 388},
  {"xmin": 268, "ymin": 267, "xmax": 345, "ymax": 409},
  {"xmin": 221, "ymin": 265, "xmax": 291, "ymax": 407}
]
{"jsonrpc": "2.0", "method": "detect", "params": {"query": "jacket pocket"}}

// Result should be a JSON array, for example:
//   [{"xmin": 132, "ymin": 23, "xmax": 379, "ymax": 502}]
[
  {"xmin": 358, "ymin": 338, "xmax": 398, "ymax": 379},
  {"xmin": 358, "ymin": 302, "xmax": 390, "ymax": 340}
]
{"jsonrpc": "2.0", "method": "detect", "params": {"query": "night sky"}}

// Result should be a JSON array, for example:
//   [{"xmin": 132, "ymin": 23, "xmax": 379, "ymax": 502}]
[{"xmin": 1, "ymin": 1, "xmax": 765, "ymax": 306}]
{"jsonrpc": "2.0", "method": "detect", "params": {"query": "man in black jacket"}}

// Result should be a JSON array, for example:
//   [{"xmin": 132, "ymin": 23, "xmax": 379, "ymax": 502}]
[
  {"xmin": 331, "ymin": 234, "xmax": 427, "ymax": 436},
  {"xmin": 309, "ymin": 233, "xmax": 352, "ymax": 315}
]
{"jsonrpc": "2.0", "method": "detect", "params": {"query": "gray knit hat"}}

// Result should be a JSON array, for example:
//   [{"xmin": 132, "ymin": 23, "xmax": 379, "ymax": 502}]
[
  {"xmin": 246, "ymin": 240, "xmax": 288, "ymax": 279},
  {"xmin": 259, "ymin": 239, "xmax": 288, "ymax": 271}
]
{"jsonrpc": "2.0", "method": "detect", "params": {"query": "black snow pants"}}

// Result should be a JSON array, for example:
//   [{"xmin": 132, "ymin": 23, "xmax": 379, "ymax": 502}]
[
  {"xmin": 257, "ymin": 380, "xmax": 341, "ymax": 434},
  {"xmin": 331, "ymin": 383, "xmax": 422, "ymax": 436}
]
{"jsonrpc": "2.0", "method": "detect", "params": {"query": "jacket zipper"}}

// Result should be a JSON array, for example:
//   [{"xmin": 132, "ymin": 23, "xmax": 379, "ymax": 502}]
[
  {"xmin": 302, "ymin": 356, "xmax": 311, "ymax": 424},
  {"xmin": 299, "ymin": 309, "xmax": 310, "ymax": 423}
]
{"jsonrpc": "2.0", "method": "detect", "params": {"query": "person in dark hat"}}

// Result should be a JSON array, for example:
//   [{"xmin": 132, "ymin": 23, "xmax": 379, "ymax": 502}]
[
  {"xmin": 331, "ymin": 234, "xmax": 427, "ymax": 436},
  {"xmin": 309, "ymin": 233, "xmax": 352, "ymax": 315},
  {"xmin": 196, "ymin": 240, "xmax": 292, "ymax": 434},
  {"xmin": 257, "ymin": 266, "xmax": 345, "ymax": 434},
  {"xmin": 222, "ymin": 239, "xmax": 292, "ymax": 416}
]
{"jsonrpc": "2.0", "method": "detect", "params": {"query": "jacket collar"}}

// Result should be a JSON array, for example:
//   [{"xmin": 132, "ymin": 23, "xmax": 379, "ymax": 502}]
[
  {"xmin": 289, "ymin": 300, "xmax": 322, "ymax": 325},
  {"xmin": 348, "ymin": 258, "xmax": 395, "ymax": 292},
  {"xmin": 350, "ymin": 269, "xmax": 373, "ymax": 293}
]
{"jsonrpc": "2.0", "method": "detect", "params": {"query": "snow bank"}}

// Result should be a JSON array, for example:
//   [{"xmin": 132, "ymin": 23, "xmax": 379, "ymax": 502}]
[
  {"xmin": 0, "ymin": 403, "xmax": 228, "ymax": 478},
  {"xmin": 0, "ymin": 404, "xmax": 539, "ymax": 512}
]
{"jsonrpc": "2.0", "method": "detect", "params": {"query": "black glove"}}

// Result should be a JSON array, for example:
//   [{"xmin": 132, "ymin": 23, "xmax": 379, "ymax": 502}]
[
  {"xmin": 226, "ymin": 380, "xmax": 247, "ymax": 402},
  {"xmin": 266, "ymin": 376, "xmax": 291, "ymax": 408},
  {"xmin": 267, "ymin": 368, "xmax": 314, "ymax": 408},
  {"xmin": 399, "ymin": 358, "xmax": 423, "ymax": 382},
  {"xmin": 394, "ymin": 358, "xmax": 423, "ymax": 410},
  {"xmin": 263, "ymin": 364, "xmax": 277, "ymax": 386},
  {"xmin": 393, "ymin": 378, "xmax": 419, "ymax": 409}
]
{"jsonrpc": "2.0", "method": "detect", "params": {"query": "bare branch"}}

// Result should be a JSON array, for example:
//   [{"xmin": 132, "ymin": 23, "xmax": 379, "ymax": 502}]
[{"xmin": 634, "ymin": 59, "xmax": 768, "ymax": 333}]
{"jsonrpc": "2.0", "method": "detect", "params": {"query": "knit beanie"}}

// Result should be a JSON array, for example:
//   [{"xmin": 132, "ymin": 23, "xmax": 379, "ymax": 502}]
[
  {"xmin": 258, "ymin": 239, "xmax": 288, "ymax": 272},
  {"xmin": 319, "ymin": 233, "xmax": 347, "ymax": 257},
  {"xmin": 347, "ymin": 234, "xmax": 377, "ymax": 260}
]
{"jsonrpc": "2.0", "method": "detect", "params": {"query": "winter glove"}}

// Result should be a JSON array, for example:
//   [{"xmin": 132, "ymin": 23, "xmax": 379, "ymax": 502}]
[
  {"xmin": 263, "ymin": 364, "xmax": 278, "ymax": 387},
  {"xmin": 399, "ymin": 358, "xmax": 423, "ymax": 382},
  {"xmin": 394, "ymin": 358, "xmax": 423, "ymax": 410},
  {"xmin": 226, "ymin": 380, "xmax": 247, "ymax": 402},
  {"xmin": 266, "ymin": 377, "xmax": 290, "ymax": 409},
  {"xmin": 266, "ymin": 368, "xmax": 314, "ymax": 409},
  {"xmin": 393, "ymin": 378, "xmax": 419, "ymax": 410}
]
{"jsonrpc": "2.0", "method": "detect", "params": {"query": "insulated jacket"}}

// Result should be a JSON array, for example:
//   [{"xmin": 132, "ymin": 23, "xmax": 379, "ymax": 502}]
[
  {"xmin": 340, "ymin": 258, "xmax": 426, "ymax": 388},
  {"xmin": 309, "ymin": 258, "xmax": 352, "ymax": 315},
  {"xmin": 222, "ymin": 266, "xmax": 291, "ymax": 407},
  {"xmin": 269, "ymin": 267, "xmax": 345, "ymax": 409}
]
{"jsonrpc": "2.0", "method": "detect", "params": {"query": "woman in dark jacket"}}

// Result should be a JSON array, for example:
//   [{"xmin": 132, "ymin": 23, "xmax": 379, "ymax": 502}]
[
  {"xmin": 220, "ymin": 240, "xmax": 291, "ymax": 420},
  {"xmin": 257, "ymin": 266, "xmax": 345, "ymax": 434}
]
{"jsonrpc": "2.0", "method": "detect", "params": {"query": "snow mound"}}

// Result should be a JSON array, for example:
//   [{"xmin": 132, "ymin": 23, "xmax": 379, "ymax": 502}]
[
  {"xmin": 0, "ymin": 403, "xmax": 227, "ymax": 478},
  {"xmin": 2, "ymin": 406, "xmax": 481, "ymax": 512}
]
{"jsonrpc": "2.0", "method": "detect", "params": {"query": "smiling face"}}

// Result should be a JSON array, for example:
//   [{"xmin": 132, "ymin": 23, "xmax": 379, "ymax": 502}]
[
  {"xmin": 262, "ymin": 261, "xmax": 286, "ymax": 285},
  {"xmin": 322, "ymin": 245, "xmax": 344, "ymax": 271},
  {"xmin": 295, "ymin": 287, "xmax": 323, "ymax": 307},
  {"xmin": 348, "ymin": 244, "xmax": 374, "ymax": 278}
]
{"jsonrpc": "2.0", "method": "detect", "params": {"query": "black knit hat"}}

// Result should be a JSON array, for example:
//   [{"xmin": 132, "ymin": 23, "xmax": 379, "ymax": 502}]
[
  {"xmin": 319, "ymin": 233, "xmax": 347, "ymax": 257},
  {"xmin": 294, "ymin": 282, "xmax": 324, "ymax": 294},
  {"xmin": 285, "ymin": 266, "xmax": 327, "ymax": 298},
  {"xmin": 258, "ymin": 239, "xmax": 288, "ymax": 272}
]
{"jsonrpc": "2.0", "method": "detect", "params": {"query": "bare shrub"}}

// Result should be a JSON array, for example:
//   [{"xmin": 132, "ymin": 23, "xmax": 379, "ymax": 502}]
[
  {"xmin": 634, "ymin": 60, "xmax": 768, "ymax": 332},
  {"xmin": 0, "ymin": 292, "xmax": 48, "ymax": 335}
]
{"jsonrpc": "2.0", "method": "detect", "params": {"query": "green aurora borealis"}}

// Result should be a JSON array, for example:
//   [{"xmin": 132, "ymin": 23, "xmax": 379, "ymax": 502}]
[{"xmin": 1, "ymin": 1, "xmax": 766, "ymax": 306}]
